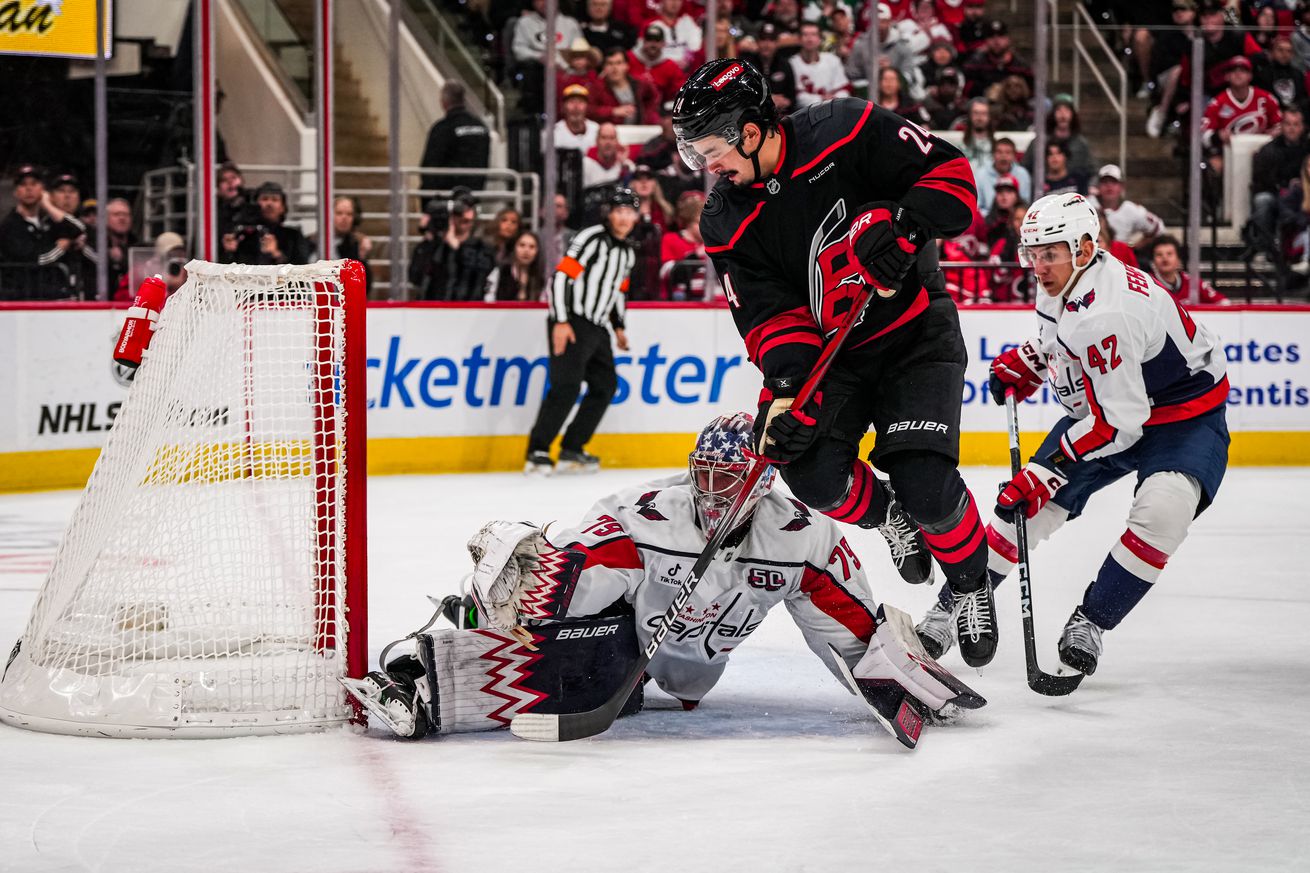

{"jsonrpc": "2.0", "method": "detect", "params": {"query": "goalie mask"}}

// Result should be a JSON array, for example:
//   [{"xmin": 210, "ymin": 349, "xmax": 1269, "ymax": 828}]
[{"xmin": 688, "ymin": 412, "xmax": 775, "ymax": 540}]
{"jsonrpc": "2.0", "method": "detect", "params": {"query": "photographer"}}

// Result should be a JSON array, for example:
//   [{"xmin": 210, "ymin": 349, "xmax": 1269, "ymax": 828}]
[
  {"xmin": 407, "ymin": 188, "xmax": 495, "ymax": 300},
  {"xmin": 231, "ymin": 182, "xmax": 312, "ymax": 266}
]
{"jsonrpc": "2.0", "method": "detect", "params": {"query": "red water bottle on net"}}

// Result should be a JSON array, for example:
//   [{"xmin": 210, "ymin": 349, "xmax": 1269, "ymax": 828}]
[{"xmin": 113, "ymin": 275, "xmax": 168, "ymax": 369}]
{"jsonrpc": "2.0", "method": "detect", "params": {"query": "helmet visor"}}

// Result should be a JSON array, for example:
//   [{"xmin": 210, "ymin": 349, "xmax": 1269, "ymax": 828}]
[
  {"xmin": 676, "ymin": 130, "xmax": 740, "ymax": 171},
  {"xmin": 1018, "ymin": 241, "xmax": 1075, "ymax": 268}
]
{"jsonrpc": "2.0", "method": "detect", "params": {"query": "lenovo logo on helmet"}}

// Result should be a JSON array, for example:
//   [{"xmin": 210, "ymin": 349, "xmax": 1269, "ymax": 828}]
[{"xmin": 711, "ymin": 63, "xmax": 745, "ymax": 90}]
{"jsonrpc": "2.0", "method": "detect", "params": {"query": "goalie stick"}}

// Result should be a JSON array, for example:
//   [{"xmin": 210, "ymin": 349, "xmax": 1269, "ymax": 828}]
[
  {"xmin": 1005, "ymin": 390, "xmax": 1084, "ymax": 697},
  {"xmin": 509, "ymin": 282, "xmax": 885, "ymax": 742}
]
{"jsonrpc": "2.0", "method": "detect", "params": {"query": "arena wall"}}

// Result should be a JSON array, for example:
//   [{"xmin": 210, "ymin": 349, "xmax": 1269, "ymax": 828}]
[{"xmin": 1, "ymin": 302, "xmax": 1306, "ymax": 492}]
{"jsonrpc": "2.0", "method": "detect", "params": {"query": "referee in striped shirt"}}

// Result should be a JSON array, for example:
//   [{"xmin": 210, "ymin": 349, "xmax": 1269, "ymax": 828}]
[{"xmin": 526, "ymin": 188, "xmax": 639, "ymax": 475}]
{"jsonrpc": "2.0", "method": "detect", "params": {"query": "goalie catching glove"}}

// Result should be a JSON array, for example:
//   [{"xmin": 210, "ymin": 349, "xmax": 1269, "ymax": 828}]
[
  {"xmin": 465, "ymin": 520, "xmax": 585, "ymax": 642},
  {"xmin": 755, "ymin": 378, "xmax": 823, "ymax": 464}
]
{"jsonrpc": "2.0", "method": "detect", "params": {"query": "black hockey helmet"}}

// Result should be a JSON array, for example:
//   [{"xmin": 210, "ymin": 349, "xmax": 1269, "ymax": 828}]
[
  {"xmin": 606, "ymin": 186, "xmax": 641, "ymax": 211},
  {"xmin": 672, "ymin": 59, "xmax": 777, "ymax": 173}
]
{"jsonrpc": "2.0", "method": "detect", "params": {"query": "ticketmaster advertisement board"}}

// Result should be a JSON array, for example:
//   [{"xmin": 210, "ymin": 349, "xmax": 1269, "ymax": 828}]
[{"xmin": 0, "ymin": 304, "xmax": 1307, "ymax": 490}]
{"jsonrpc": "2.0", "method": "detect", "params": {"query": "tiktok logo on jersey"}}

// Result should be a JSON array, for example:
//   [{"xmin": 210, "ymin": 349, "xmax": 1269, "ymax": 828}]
[{"xmin": 808, "ymin": 199, "xmax": 869, "ymax": 338}]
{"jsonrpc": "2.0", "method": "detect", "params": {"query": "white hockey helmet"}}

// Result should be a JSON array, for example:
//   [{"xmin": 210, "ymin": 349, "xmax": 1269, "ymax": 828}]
[
  {"xmin": 688, "ymin": 412, "xmax": 775, "ymax": 540},
  {"xmin": 1018, "ymin": 193, "xmax": 1100, "ymax": 268}
]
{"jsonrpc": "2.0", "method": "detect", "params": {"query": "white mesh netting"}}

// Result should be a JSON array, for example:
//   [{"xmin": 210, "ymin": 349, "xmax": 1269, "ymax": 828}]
[{"xmin": 0, "ymin": 261, "xmax": 363, "ymax": 737}]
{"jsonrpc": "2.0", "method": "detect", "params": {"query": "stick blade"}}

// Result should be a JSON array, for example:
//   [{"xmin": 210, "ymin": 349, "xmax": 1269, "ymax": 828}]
[
  {"xmin": 1028, "ymin": 669, "xmax": 1085, "ymax": 697},
  {"xmin": 508, "ymin": 712, "xmax": 562, "ymax": 742}
]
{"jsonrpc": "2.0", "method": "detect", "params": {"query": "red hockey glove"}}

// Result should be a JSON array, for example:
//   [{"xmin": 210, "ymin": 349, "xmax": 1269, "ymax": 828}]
[
  {"xmin": 755, "ymin": 386, "xmax": 823, "ymax": 465},
  {"xmin": 988, "ymin": 339, "xmax": 1048, "ymax": 405},
  {"xmin": 848, "ymin": 202, "xmax": 923, "ymax": 293},
  {"xmin": 996, "ymin": 462, "xmax": 1068, "ymax": 520}
]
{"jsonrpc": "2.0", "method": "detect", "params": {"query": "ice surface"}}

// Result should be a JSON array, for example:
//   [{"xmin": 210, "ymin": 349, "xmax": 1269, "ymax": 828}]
[{"xmin": 1, "ymin": 467, "xmax": 1307, "ymax": 873}]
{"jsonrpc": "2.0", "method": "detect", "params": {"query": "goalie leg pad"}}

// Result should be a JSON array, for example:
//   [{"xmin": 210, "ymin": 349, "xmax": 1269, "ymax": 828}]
[
  {"xmin": 416, "ymin": 613, "xmax": 643, "ymax": 734},
  {"xmin": 833, "ymin": 605, "xmax": 986, "ymax": 749}
]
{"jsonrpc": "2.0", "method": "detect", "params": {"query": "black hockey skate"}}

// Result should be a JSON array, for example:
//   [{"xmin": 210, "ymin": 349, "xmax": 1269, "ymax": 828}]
[
  {"xmin": 949, "ymin": 576, "xmax": 998, "ymax": 668},
  {"xmin": 340, "ymin": 670, "xmax": 431, "ymax": 739},
  {"xmin": 867, "ymin": 479, "xmax": 935, "ymax": 585},
  {"xmin": 1057, "ymin": 607, "xmax": 1104, "ymax": 676},
  {"xmin": 556, "ymin": 448, "xmax": 600, "ymax": 474},
  {"xmin": 524, "ymin": 450, "xmax": 554, "ymax": 476}
]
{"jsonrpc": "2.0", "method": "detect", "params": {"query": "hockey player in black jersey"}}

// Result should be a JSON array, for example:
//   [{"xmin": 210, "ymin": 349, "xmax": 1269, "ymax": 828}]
[{"xmin": 674, "ymin": 59, "xmax": 998, "ymax": 667}]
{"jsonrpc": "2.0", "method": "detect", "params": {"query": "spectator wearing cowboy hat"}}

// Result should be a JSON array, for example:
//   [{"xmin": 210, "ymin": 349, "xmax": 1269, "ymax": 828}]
[{"xmin": 558, "ymin": 37, "xmax": 605, "ymax": 101}]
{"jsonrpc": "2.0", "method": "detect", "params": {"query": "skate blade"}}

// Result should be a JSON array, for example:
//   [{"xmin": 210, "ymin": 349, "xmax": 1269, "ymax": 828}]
[
  {"xmin": 829, "ymin": 645, "xmax": 921, "ymax": 750},
  {"xmin": 339, "ymin": 677, "xmax": 414, "ymax": 736},
  {"xmin": 554, "ymin": 461, "xmax": 599, "ymax": 475}
]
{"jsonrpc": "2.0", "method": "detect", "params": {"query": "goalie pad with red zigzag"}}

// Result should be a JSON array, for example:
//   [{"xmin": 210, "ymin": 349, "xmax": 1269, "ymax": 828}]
[{"xmin": 413, "ymin": 615, "xmax": 643, "ymax": 733}]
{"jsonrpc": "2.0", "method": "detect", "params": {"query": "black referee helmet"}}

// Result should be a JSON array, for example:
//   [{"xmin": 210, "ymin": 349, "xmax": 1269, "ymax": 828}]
[{"xmin": 607, "ymin": 187, "xmax": 640, "ymax": 211}]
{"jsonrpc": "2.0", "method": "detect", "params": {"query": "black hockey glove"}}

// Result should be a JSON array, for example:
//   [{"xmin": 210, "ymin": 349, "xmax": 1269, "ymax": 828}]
[
  {"xmin": 755, "ymin": 377, "xmax": 823, "ymax": 465},
  {"xmin": 848, "ymin": 202, "xmax": 924, "ymax": 293}
]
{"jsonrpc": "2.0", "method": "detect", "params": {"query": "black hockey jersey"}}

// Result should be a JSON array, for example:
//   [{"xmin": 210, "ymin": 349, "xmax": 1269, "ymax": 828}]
[{"xmin": 700, "ymin": 98, "xmax": 977, "ymax": 383}]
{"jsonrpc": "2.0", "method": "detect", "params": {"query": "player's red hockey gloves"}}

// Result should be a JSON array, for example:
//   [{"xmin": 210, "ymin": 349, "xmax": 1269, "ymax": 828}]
[
  {"xmin": 755, "ymin": 390, "xmax": 823, "ymax": 464},
  {"xmin": 989, "ymin": 339, "xmax": 1048, "ymax": 405},
  {"xmin": 848, "ymin": 202, "xmax": 922, "ymax": 292},
  {"xmin": 997, "ymin": 462, "xmax": 1068, "ymax": 520}
]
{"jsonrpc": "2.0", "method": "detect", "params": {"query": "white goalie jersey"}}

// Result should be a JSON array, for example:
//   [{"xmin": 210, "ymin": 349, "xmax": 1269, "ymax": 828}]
[
  {"xmin": 536, "ymin": 479, "xmax": 880, "ymax": 703},
  {"xmin": 1036, "ymin": 250, "xmax": 1229, "ymax": 462}
]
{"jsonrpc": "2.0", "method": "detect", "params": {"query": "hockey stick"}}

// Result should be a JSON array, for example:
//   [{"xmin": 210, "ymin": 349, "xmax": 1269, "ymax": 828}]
[
  {"xmin": 1004, "ymin": 390, "xmax": 1084, "ymax": 697},
  {"xmin": 510, "ymin": 286, "xmax": 883, "ymax": 741}
]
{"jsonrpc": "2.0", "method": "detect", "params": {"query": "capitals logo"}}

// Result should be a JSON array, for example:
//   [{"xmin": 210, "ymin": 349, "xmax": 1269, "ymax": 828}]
[
  {"xmin": 781, "ymin": 498, "xmax": 813, "ymax": 532},
  {"xmin": 635, "ymin": 491, "xmax": 668, "ymax": 521},
  {"xmin": 1066, "ymin": 289, "xmax": 1096, "ymax": 312}
]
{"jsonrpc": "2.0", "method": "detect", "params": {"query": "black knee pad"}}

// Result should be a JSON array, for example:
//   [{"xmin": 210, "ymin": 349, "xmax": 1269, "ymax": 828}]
[
  {"xmin": 881, "ymin": 450, "xmax": 968, "ymax": 526},
  {"xmin": 781, "ymin": 457, "xmax": 854, "ymax": 512}
]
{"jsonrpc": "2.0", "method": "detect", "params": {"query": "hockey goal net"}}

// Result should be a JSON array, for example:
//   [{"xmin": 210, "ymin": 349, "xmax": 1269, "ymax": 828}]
[{"xmin": 0, "ymin": 260, "xmax": 368, "ymax": 737}]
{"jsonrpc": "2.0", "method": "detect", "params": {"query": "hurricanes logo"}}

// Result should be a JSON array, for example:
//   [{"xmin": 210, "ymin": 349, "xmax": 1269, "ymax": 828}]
[{"xmin": 808, "ymin": 198, "xmax": 869, "ymax": 337}]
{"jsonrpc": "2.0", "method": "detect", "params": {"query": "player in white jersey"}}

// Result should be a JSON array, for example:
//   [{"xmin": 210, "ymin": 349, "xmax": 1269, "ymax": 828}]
[
  {"xmin": 916, "ymin": 194, "xmax": 1230, "ymax": 677},
  {"xmin": 346, "ymin": 413, "xmax": 983, "ymax": 747}
]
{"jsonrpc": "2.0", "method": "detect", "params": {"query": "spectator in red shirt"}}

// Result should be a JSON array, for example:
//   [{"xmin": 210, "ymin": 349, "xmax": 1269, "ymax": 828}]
[
  {"xmin": 591, "ymin": 46, "xmax": 662, "ymax": 123},
  {"xmin": 558, "ymin": 38, "xmax": 604, "ymax": 101},
  {"xmin": 1202, "ymin": 55, "xmax": 1282, "ymax": 147},
  {"xmin": 1150, "ymin": 234, "xmax": 1230, "ymax": 304},
  {"xmin": 628, "ymin": 25, "xmax": 687, "ymax": 103},
  {"xmin": 659, "ymin": 190, "xmax": 707, "ymax": 299}
]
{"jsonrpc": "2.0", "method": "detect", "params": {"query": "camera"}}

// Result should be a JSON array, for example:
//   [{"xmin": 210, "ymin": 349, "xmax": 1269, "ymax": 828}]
[{"xmin": 423, "ymin": 186, "xmax": 478, "ymax": 237}]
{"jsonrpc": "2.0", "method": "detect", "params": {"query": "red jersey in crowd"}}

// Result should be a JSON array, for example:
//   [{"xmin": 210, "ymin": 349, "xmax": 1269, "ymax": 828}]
[
  {"xmin": 627, "ymin": 49, "xmax": 687, "ymax": 103},
  {"xmin": 1201, "ymin": 86, "xmax": 1282, "ymax": 143},
  {"xmin": 1151, "ymin": 268, "xmax": 1230, "ymax": 305}
]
